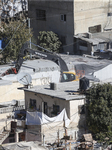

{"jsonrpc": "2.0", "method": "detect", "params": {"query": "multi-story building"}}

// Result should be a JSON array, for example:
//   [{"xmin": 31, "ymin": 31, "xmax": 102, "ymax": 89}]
[{"xmin": 28, "ymin": 0, "xmax": 112, "ymax": 54}]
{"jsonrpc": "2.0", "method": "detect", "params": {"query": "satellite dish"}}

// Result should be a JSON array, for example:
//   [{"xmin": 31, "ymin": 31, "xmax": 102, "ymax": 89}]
[{"xmin": 17, "ymin": 72, "xmax": 32, "ymax": 85}]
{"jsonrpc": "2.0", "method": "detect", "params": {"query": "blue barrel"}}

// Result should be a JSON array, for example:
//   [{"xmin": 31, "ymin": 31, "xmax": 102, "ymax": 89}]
[{"xmin": 0, "ymin": 40, "xmax": 2, "ymax": 50}]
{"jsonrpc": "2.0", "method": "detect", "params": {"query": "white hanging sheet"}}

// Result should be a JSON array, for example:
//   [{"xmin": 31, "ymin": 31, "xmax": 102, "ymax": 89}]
[{"xmin": 26, "ymin": 108, "xmax": 70, "ymax": 127}]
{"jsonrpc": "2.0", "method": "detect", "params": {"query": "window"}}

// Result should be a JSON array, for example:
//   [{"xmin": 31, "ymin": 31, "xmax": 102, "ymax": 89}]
[
  {"xmin": 61, "ymin": 14, "xmax": 66, "ymax": 21},
  {"xmin": 9, "ymin": 133, "xmax": 15, "ymax": 138},
  {"xmin": 80, "ymin": 40, "xmax": 87, "ymax": 47},
  {"xmin": 61, "ymin": 73, "xmax": 76, "ymax": 82},
  {"xmin": 78, "ymin": 105, "xmax": 85, "ymax": 114},
  {"xmin": 52, "ymin": 105, "xmax": 60, "ymax": 115},
  {"xmin": 9, "ymin": 138, "xmax": 15, "ymax": 143},
  {"xmin": 36, "ymin": 9, "xmax": 46, "ymax": 20},
  {"xmin": 44, "ymin": 102, "xmax": 47, "ymax": 114},
  {"xmin": 29, "ymin": 99, "xmax": 36, "ymax": 109},
  {"xmin": 89, "ymin": 25, "xmax": 101, "ymax": 33},
  {"xmin": 108, "ymin": 13, "xmax": 112, "ymax": 16}
]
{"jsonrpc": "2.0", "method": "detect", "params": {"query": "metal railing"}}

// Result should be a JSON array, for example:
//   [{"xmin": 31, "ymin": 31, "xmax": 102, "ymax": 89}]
[{"xmin": 0, "ymin": 105, "xmax": 25, "ymax": 114}]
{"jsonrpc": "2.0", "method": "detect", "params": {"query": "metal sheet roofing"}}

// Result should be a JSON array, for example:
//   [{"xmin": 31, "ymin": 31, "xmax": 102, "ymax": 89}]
[{"xmin": 74, "ymin": 31, "xmax": 112, "ymax": 45}]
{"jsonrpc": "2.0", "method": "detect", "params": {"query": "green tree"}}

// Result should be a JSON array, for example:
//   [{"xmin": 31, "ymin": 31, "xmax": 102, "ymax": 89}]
[
  {"xmin": 0, "ymin": 20, "xmax": 33, "ymax": 63},
  {"xmin": 86, "ymin": 83, "xmax": 112, "ymax": 144},
  {"xmin": 38, "ymin": 31, "xmax": 62, "ymax": 53}
]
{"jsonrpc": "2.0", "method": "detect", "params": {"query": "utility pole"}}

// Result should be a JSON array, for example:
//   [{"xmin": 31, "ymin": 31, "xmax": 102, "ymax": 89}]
[
  {"xmin": 43, "ymin": 131, "xmax": 45, "ymax": 146},
  {"xmin": 65, "ymin": 127, "xmax": 67, "ymax": 150},
  {"xmin": 28, "ymin": 17, "xmax": 31, "ymax": 49},
  {"xmin": 28, "ymin": 17, "xmax": 32, "ymax": 59},
  {"xmin": 57, "ymin": 129, "xmax": 60, "ymax": 147}
]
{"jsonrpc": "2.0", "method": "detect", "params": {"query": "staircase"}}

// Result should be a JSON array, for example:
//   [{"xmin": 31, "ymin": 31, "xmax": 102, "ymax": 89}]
[{"xmin": 0, "ymin": 121, "xmax": 11, "ymax": 144}]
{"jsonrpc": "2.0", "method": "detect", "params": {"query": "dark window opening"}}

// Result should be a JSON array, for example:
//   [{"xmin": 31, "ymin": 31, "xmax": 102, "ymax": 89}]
[
  {"xmin": 9, "ymin": 133, "xmax": 15, "ymax": 138},
  {"xmin": 29, "ymin": 99, "xmax": 36, "ymax": 109},
  {"xmin": 61, "ymin": 14, "xmax": 66, "ymax": 21},
  {"xmin": 108, "ymin": 13, "xmax": 112, "ymax": 16},
  {"xmin": 44, "ymin": 102, "xmax": 47, "ymax": 114},
  {"xmin": 78, "ymin": 105, "xmax": 85, "ymax": 114},
  {"xmin": 52, "ymin": 105, "xmax": 60, "ymax": 116},
  {"xmin": 36, "ymin": 9, "xmax": 46, "ymax": 20},
  {"xmin": 89, "ymin": 25, "xmax": 101, "ymax": 33},
  {"xmin": 9, "ymin": 138, "xmax": 15, "ymax": 143},
  {"xmin": 79, "ymin": 41, "xmax": 87, "ymax": 47}
]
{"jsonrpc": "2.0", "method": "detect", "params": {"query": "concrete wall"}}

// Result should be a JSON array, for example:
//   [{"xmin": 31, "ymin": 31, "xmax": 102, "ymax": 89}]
[
  {"xmin": 0, "ymin": 82, "xmax": 24, "ymax": 103},
  {"xmin": 28, "ymin": 0, "xmax": 74, "ymax": 54},
  {"xmin": 28, "ymin": 0, "xmax": 112, "ymax": 54},
  {"xmin": 25, "ymin": 91, "xmax": 85, "ymax": 143},
  {"xmin": 69, "ymin": 100, "xmax": 86, "ymax": 137},
  {"xmin": 0, "ymin": 69, "xmax": 60, "ymax": 103},
  {"xmin": 73, "ymin": 0, "xmax": 110, "ymax": 34},
  {"xmin": 25, "ymin": 91, "xmax": 70, "ymax": 117}
]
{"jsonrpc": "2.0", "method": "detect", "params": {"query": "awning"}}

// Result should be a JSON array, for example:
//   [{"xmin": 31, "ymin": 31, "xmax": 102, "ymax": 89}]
[{"xmin": 74, "ymin": 35, "xmax": 106, "ymax": 45}]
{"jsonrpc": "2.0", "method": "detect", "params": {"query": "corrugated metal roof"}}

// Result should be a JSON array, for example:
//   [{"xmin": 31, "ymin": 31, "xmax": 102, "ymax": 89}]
[{"xmin": 74, "ymin": 31, "xmax": 112, "ymax": 45}]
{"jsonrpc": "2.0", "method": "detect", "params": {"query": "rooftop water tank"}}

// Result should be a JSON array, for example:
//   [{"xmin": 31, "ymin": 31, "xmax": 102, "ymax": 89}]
[{"xmin": 79, "ymin": 77, "xmax": 89, "ymax": 92}]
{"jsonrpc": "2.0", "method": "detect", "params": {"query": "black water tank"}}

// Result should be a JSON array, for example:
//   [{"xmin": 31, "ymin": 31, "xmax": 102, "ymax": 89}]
[
  {"xmin": 79, "ymin": 77, "xmax": 89, "ymax": 91},
  {"xmin": 50, "ymin": 83, "xmax": 57, "ymax": 90}
]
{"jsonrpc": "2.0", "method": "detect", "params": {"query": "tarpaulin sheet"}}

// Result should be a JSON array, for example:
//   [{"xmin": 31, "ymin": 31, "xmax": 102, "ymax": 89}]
[
  {"xmin": 26, "ymin": 108, "xmax": 70, "ymax": 127},
  {"xmin": 75, "ymin": 63, "xmax": 108, "ymax": 76}
]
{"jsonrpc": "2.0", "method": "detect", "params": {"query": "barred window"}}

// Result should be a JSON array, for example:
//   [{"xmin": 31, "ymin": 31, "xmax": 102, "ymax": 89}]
[
  {"xmin": 61, "ymin": 14, "xmax": 66, "ymax": 21},
  {"xmin": 29, "ymin": 99, "xmax": 36, "ymax": 109}
]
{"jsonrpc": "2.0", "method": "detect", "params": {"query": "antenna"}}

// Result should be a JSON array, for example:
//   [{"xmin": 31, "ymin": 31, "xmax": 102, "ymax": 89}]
[{"xmin": 17, "ymin": 72, "xmax": 32, "ymax": 87}]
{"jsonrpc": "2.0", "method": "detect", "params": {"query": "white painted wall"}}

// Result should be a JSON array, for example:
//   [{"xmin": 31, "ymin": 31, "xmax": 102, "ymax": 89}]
[
  {"xmin": 94, "ymin": 64, "xmax": 112, "ymax": 81},
  {"xmin": 25, "ymin": 91, "xmax": 86, "ymax": 142},
  {"xmin": 0, "ymin": 62, "xmax": 60, "ymax": 103},
  {"xmin": 73, "ymin": 0, "xmax": 110, "ymax": 34}
]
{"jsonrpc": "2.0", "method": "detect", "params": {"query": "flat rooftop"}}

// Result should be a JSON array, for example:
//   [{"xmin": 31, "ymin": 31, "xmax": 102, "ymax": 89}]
[
  {"xmin": 0, "ymin": 54, "xmax": 112, "ymax": 85},
  {"xmin": 24, "ymin": 81, "xmax": 86, "ymax": 100},
  {"xmin": 0, "ymin": 59, "xmax": 60, "ymax": 85}
]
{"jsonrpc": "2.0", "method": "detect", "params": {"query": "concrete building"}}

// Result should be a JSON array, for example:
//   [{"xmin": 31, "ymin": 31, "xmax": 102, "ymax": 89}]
[
  {"xmin": 28, "ymin": 0, "xmax": 112, "ymax": 54},
  {"xmin": 74, "ymin": 31, "xmax": 112, "ymax": 55},
  {"xmin": 1, "ymin": 54, "xmax": 112, "ymax": 105},
  {"xmin": 0, "ymin": 59, "xmax": 60, "ymax": 104},
  {"xmin": 0, "ymin": 55, "xmax": 112, "ymax": 145},
  {"xmin": 24, "ymin": 81, "xmax": 86, "ymax": 143}
]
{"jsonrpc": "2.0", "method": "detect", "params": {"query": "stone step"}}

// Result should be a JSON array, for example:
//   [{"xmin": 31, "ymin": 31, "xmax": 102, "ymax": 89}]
[
  {"xmin": 0, "ymin": 130, "xmax": 10, "ymax": 144},
  {"xmin": 0, "ymin": 131, "xmax": 10, "ymax": 139}
]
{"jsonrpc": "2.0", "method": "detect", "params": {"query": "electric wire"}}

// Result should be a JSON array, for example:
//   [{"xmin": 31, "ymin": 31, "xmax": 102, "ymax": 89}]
[
  {"xmin": 0, "ymin": 19, "xmax": 27, "ymax": 54},
  {"xmin": 36, "ymin": 98, "xmax": 84, "ymax": 132},
  {"xmin": 0, "ymin": 4, "xmax": 111, "ymax": 55},
  {"xmin": 0, "ymin": 83, "xmax": 22, "ymax": 97},
  {"xmin": 29, "ymin": 11, "xmax": 106, "ymax": 22},
  {"xmin": 0, "ymin": 1, "xmax": 111, "ymax": 55}
]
